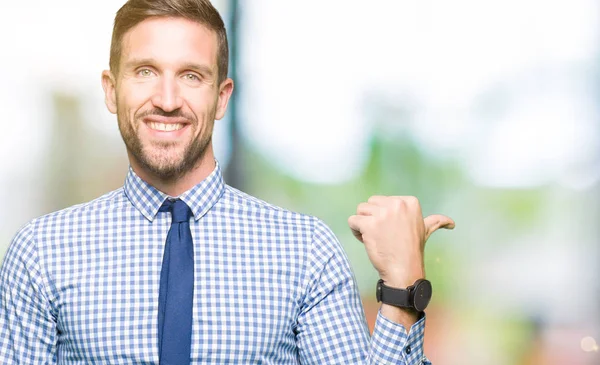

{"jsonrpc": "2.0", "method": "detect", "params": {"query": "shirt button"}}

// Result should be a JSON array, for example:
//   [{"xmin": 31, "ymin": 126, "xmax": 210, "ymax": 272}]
[{"xmin": 405, "ymin": 345, "xmax": 412, "ymax": 354}]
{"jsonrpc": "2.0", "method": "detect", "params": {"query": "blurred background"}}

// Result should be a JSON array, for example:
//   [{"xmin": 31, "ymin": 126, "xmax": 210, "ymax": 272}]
[{"xmin": 1, "ymin": 0, "xmax": 599, "ymax": 364}]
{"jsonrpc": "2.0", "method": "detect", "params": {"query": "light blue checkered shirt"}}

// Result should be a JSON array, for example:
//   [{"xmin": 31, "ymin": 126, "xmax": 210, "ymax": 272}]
[{"xmin": 0, "ymin": 161, "xmax": 430, "ymax": 364}]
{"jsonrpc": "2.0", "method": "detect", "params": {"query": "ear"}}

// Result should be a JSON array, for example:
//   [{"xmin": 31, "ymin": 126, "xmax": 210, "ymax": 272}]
[
  {"xmin": 214, "ymin": 77, "xmax": 234, "ymax": 120},
  {"xmin": 101, "ymin": 70, "xmax": 118, "ymax": 114}
]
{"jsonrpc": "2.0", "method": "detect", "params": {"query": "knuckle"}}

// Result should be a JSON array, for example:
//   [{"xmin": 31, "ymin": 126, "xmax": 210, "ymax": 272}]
[
  {"xmin": 406, "ymin": 196, "xmax": 419, "ymax": 206},
  {"xmin": 391, "ymin": 198, "xmax": 406, "ymax": 211},
  {"xmin": 367, "ymin": 195, "xmax": 379, "ymax": 203},
  {"xmin": 357, "ymin": 202, "xmax": 368, "ymax": 213}
]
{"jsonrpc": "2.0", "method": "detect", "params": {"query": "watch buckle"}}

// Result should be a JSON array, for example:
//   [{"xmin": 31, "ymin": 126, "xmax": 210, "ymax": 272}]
[{"xmin": 375, "ymin": 279, "xmax": 383, "ymax": 302}]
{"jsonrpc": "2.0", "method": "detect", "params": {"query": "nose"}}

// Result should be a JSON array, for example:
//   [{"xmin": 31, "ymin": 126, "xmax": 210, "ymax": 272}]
[{"xmin": 151, "ymin": 75, "xmax": 183, "ymax": 112}]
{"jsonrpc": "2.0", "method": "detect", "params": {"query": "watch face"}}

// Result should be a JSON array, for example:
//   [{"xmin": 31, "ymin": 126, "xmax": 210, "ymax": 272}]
[{"xmin": 413, "ymin": 280, "xmax": 432, "ymax": 312}]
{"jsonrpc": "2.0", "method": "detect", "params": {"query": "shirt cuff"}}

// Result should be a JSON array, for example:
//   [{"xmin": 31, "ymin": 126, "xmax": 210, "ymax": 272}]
[{"xmin": 371, "ymin": 311, "xmax": 431, "ymax": 365}]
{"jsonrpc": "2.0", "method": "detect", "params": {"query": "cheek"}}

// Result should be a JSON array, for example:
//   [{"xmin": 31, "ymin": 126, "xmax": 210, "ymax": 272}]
[
  {"xmin": 185, "ymin": 89, "xmax": 219, "ymax": 120},
  {"xmin": 117, "ymin": 84, "xmax": 155, "ymax": 118}
]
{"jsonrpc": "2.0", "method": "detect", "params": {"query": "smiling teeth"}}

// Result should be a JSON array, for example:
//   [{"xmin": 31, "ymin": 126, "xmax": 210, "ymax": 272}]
[{"xmin": 148, "ymin": 122, "xmax": 184, "ymax": 132}]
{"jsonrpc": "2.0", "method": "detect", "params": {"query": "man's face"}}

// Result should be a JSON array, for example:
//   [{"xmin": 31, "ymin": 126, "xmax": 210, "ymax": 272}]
[{"xmin": 102, "ymin": 17, "xmax": 232, "ymax": 181}]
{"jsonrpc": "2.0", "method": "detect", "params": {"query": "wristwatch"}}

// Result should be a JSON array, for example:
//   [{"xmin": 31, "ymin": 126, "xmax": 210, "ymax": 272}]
[{"xmin": 376, "ymin": 278, "xmax": 432, "ymax": 312}]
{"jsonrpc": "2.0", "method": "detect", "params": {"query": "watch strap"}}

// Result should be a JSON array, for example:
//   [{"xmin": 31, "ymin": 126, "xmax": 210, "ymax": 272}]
[{"xmin": 376, "ymin": 279, "xmax": 412, "ymax": 308}]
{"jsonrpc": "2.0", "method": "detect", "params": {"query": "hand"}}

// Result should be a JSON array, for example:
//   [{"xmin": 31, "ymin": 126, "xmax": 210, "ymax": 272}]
[{"xmin": 348, "ymin": 196, "xmax": 455, "ymax": 288}]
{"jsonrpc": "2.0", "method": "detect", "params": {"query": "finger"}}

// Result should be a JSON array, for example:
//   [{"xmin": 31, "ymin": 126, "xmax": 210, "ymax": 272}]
[
  {"xmin": 366, "ymin": 195, "xmax": 388, "ymax": 206},
  {"xmin": 356, "ymin": 202, "xmax": 380, "ymax": 216},
  {"xmin": 368, "ymin": 195, "xmax": 420, "ymax": 208},
  {"xmin": 423, "ymin": 214, "xmax": 455, "ymax": 241},
  {"xmin": 347, "ymin": 214, "xmax": 370, "ymax": 232},
  {"xmin": 348, "ymin": 214, "xmax": 370, "ymax": 243}
]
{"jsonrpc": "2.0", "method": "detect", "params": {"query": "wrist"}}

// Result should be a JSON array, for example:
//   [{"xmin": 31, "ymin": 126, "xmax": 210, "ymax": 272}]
[
  {"xmin": 379, "ymin": 269, "xmax": 425, "ymax": 288},
  {"xmin": 378, "ymin": 252, "xmax": 425, "ymax": 287},
  {"xmin": 380, "ymin": 303, "xmax": 420, "ymax": 328}
]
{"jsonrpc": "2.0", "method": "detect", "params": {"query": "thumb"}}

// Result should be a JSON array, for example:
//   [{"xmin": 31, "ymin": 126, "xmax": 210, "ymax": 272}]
[{"xmin": 423, "ymin": 214, "xmax": 455, "ymax": 241}]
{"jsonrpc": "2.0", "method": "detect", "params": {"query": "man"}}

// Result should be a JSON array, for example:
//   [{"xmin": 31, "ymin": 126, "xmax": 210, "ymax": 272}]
[{"xmin": 0, "ymin": 0, "xmax": 454, "ymax": 363}]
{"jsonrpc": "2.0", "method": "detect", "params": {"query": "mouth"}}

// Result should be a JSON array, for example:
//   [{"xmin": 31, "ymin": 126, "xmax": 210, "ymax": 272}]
[
  {"xmin": 141, "ymin": 115, "xmax": 191, "ymax": 137},
  {"xmin": 146, "ymin": 122, "xmax": 186, "ymax": 132}
]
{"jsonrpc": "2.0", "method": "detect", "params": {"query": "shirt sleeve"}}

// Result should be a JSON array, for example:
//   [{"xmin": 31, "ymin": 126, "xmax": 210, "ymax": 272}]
[
  {"xmin": 295, "ymin": 219, "xmax": 431, "ymax": 365},
  {"xmin": 0, "ymin": 223, "xmax": 58, "ymax": 364}
]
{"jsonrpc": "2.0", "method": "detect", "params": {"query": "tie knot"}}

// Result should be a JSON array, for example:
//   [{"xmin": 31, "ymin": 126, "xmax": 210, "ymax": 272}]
[{"xmin": 160, "ymin": 199, "xmax": 192, "ymax": 223}]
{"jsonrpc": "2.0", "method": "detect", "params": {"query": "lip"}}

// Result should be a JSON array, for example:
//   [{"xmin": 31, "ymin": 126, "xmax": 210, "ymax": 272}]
[
  {"xmin": 142, "ymin": 116, "xmax": 192, "ymax": 138},
  {"xmin": 142, "ymin": 115, "xmax": 190, "ymax": 125}
]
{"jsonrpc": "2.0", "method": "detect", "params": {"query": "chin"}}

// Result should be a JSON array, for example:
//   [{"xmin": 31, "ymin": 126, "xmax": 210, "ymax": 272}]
[
  {"xmin": 130, "ymin": 137, "xmax": 210, "ymax": 181},
  {"xmin": 146, "ymin": 163, "xmax": 187, "ymax": 181},
  {"xmin": 136, "ymin": 152, "xmax": 185, "ymax": 179}
]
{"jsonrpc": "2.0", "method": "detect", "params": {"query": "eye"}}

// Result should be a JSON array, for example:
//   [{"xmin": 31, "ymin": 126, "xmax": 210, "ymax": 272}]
[
  {"xmin": 138, "ymin": 69, "xmax": 154, "ymax": 77},
  {"xmin": 183, "ymin": 73, "xmax": 200, "ymax": 81}
]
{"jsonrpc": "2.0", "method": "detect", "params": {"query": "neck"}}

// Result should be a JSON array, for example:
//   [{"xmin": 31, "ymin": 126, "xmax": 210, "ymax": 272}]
[{"xmin": 130, "ymin": 145, "xmax": 216, "ymax": 197}]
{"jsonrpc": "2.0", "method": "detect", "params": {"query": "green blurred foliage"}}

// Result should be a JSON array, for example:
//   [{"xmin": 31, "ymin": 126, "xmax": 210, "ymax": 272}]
[{"xmin": 242, "ymin": 131, "xmax": 464, "ymax": 299}]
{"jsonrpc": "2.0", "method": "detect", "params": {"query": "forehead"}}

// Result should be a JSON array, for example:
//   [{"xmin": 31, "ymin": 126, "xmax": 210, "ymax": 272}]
[{"xmin": 120, "ymin": 16, "xmax": 219, "ymax": 68}]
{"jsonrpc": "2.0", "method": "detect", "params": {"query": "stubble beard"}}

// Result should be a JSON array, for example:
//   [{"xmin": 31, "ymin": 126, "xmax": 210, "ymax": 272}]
[{"xmin": 117, "ymin": 108, "xmax": 213, "ymax": 183}]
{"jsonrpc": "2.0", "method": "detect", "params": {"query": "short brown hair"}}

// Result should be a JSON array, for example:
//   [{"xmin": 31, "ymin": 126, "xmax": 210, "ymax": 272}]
[{"xmin": 109, "ymin": 0, "xmax": 229, "ymax": 83}]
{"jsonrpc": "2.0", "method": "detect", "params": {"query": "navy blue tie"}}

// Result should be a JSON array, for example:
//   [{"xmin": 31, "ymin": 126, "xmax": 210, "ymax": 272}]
[{"xmin": 158, "ymin": 199, "xmax": 194, "ymax": 365}]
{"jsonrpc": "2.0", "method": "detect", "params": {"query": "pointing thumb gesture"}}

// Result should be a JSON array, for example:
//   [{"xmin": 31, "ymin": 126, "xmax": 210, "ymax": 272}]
[
  {"xmin": 348, "ymin": 195, "xmax": 455, "ymax": 328},
  {"xmin": 348, "ymin": 196, "xmax": 455, "ymax": 288},
  {"xmin": 423, "ymin": 214, "xmax": 455, "ymax": 242}
]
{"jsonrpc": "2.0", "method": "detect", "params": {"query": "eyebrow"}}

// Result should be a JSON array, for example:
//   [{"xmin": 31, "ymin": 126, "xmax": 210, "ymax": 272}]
[{"xmin": 124, "ymin": 58, "xmax": 216, "ymax": 77}]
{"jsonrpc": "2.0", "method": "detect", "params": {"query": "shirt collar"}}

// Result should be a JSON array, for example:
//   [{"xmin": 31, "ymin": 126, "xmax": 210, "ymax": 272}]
[{"xmin": 123, "ymin": 160, "xmax": 225, "ymax": 222}]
